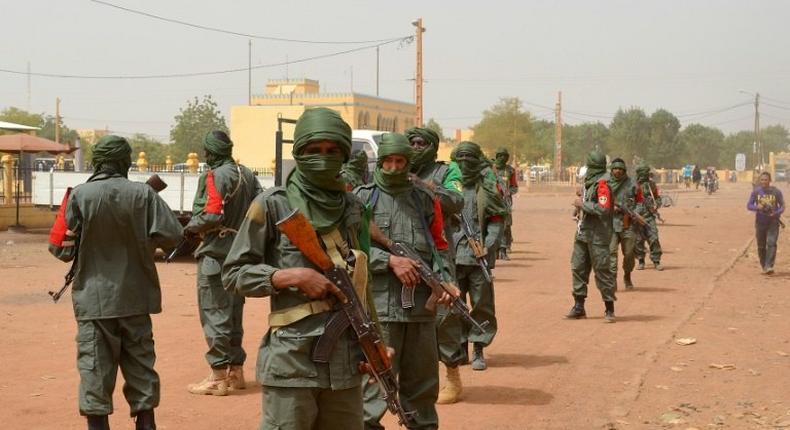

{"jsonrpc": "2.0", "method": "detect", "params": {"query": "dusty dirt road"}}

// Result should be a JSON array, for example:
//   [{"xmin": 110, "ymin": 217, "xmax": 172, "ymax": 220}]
[{"xmin": 1, "ymin": 180, "xmax": 787, "ymax": 429}]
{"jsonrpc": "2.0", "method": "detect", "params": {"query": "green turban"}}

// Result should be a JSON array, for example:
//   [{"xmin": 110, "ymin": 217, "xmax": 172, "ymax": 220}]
[
  {"xmin": 635, "ymin": 164, "xmax": 651, "ymax": 181},
  {"xmin": 92, "ymin": 135, "xmax": 132, "ymax": 177},
  {"xmin": 584, "ymin": 150, "xmax": 608, "ymax": 188},
  {"xmin": 293, "ymin": 107, "xmax": 352, "ymax": 161},
  {"xmin": 406, "ymin": 127, "xmax": 441, "ymax": 174},
  {"xmin": 495, "ymin": 147, "xmax": 510, "ymax": 169},
  {"xmin": 608, "ymin": 158, "xmax": 628, "ymax": 195},
  {"xmin": 340, "ymin": 149, "xmax": 369, "ymax": 189},
  {"xmin": 610, "ymin": 158, "xmax": 627, "ymax": 171},
  {"xmin": 204, "ymin": 131, "xmax": 233, "ymax": 157},
  {"xmin": 452, "ymin": 141, "xmax": 485, "ymax": 186},
  {"xmin": 374, "ymin": 133, "xmax": 413, "ymax": 195}
]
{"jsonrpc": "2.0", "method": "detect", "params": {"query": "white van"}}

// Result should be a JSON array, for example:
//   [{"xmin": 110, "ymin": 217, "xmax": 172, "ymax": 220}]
[{"xmin": 351, "ymin": 129, "xmax": 386, "ymax": 176}]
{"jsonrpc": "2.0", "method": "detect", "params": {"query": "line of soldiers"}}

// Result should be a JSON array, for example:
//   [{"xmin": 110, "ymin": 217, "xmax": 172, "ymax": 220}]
[
  {"xmin": 566, "ymin": 152, "xmax": 664, "ymax": 323},
  {"xmin": 48, "ymin": 108, "xmax": 520, "ymax": 430}
]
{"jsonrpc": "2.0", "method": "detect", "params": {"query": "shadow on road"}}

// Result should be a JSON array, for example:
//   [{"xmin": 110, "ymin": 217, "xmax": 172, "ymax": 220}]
[
  {"xmin": 461, "ymin": 385, "xmax": 554, "ymax": 405},
  {"xmin": 607, "ymin": 314, "xmax": 665, "ymax": 323},
  {"xmin": 628, "ymin": 286, "xmax": 678, "ymax": 293},
  {"xmin": 659, "ymin": 223, "xmax": 696, "ymax": 227},
  {"xmin": 487, "ymin": 353, "xmax": 568, "ymax": 369}
]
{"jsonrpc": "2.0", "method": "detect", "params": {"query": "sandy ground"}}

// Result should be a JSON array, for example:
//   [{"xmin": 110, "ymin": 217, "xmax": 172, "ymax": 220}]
[{"xmin": 0, "ymin": 180, "xmax": 787, "ymax": 429}]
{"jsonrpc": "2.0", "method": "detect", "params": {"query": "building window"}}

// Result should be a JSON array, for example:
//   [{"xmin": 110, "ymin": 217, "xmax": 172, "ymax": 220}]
[{"xmin": 393, "ymin": 117, "xmax": 399, "ymax": 133}]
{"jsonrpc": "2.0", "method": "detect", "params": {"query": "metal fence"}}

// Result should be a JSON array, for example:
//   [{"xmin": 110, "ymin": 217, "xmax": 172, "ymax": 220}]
[{"xmin": 0, "ymin": 166, "xmax": 33, "ymax": 206}]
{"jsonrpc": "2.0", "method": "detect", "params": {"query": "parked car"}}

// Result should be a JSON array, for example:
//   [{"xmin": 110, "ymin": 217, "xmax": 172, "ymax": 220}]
[
  {"xmin": 171, "ymin": 162, "xmax": 208, "ymax": 173},
  {"xmin": 529, "ymin": 165, "xmax": 551, "ymax": 182},
  {"xmin": 351, "ymin": 129, "xmax": 385, "ymax": 178}
]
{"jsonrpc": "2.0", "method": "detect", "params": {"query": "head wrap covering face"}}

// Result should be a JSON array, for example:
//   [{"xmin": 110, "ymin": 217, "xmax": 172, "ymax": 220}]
[
  {"xmin": 584, "ymin": 150, "xmax": 608, "ymax": 188},
  {"xmin": 495, "ymin": 147, "xmax": 510, "ymax": 168},
  {"xmin": 635, "ymin": 164, "xmax": 651, "ymax": 182},
  {"xmin": 340, "ymin": 149, "xmax": 369, "ymax": 188},
  {"xmin": 91, "ymin": 135, "xmax": 132, "ymax": 178},
  {"xmin": 203, "ymin": 130, "xmax": 234, "ymax": 168},
  {"xmin": 406, "ymin": 127, "xmax": 441, "ymax": 174},
  {"xmin": 452, "ymin": 141, "xmax": 485, "ymax": 186},
  {"xmin": 608, "ymin": 158, "xmax": 628, "ymax": 194},
  {"xmin": 293, "ymin": 107, "xmax": 352, "ymax": 161},
  {"xmin": 374, "ymin": 133, "xmax": 413, "ymax": 195}
]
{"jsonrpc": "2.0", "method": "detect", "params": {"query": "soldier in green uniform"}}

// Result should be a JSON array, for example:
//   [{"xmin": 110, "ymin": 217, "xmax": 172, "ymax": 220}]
[
  {"xmin": 406, "ymin": 127, "xmax": 466, "ymax": 404},
  {"xmin": 48, "ymin": 135, "xmax": 182, "ymax": 430},
  {"xmin": 608, "ymin": 158, "xmax": 638, "ymax": 290},
  {"xmin": 566, "ymin": 151, "xmax": 617, "ymax": 323},
  {"xmin": 222, "ymin": 108, "xmax": 367, "ymax": 430},
  {"xmin": 340, "ymin": 149, "xmax": 370, "ymax": 191},
  {"xmin": 492, "ymin": 148, "xmax": 518, "ymax": 261},
  {"xmin": 185, "ymin": 131, "xmax": 262, "ymax": 396},
  {"xmin": 356, "ymin": 132, "xmax": 452, "ymax": 430},
  {"xmin": 452, "ymin": 141, "xmax": 508, "ymax": 371},
  {"xmin": 634, "ymin": 164, "xmax": 664, "ymax": 271}
]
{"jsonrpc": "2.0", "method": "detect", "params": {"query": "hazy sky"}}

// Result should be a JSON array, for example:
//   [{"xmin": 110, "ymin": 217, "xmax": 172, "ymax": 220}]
[{"xmin": 1, "ymin": 0, "xmax": 788, "ymax": 141}]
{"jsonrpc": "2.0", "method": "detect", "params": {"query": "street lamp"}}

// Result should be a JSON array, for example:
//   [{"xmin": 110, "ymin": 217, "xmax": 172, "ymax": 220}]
[{"xmin": 739, "ymin": 89, "xmax": 762, "ymax": 170}]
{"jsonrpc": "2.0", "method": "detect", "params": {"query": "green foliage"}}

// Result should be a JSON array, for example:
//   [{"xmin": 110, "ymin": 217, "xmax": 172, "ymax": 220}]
[
  {"xmin": 424, "ymin": 118, "xmax": 445, "ymax": 141},
  {"xmin": 680, "ymin": 124, "xmax": 724, "ymax": 168},
  {"xmin": 719, "ymin": 131, "xmax": 754, "ymax": 169},
  {"xmin": 0, "ymin": 107, "xmax": 42, "ymax": 129},
  {"xmin": 472, "ymin": 97, "xmax": 538, "ymax": 164},
  {"xmin": 607, "ymin": 107, "xmax": 650, "ymax": 167},
  {"xmin": 128, "ymin": 134, "xmax": 169, "ymax": 165},
  {"xmin": 561, "ymin": 122, "xmax": 609, "ymax": 166},
  {"xmin": 0, "ymin": 106, "xmax": 79, "ymax": 144},
  {"xmin": 646, "ymin": 109, "xmax": 682, "ymax": 168},
  {"xmin": 169, "ymin": 95, "xmax": 227, "ymax": 162}
]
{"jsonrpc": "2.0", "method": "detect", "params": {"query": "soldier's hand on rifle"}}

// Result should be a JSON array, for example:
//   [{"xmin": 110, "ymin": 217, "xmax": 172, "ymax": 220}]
[
  {"xmin": 388, "ymin": 255, "xmax": 420, "ymax": 288},
  {"xmin": 359, "ymin": 347, "xmax": 396, "ymax": 384},
  {"xmin": 436, "ymin": 282, "xmax": 461, "ymax": 305},
  {"xmin": 271, "ymin": 268, "xmax": 348, "ymax": 303}
]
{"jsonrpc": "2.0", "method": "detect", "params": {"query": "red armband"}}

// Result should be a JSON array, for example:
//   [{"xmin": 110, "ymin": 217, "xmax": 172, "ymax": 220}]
[
  {"xmin": 487, "ymin": 215, "xmax": 504, "ymax": 223},
  {"xmin": 430, "ymin": 197, "xmax": 449, "ymax": 250},
  {"xmin": 596, "ymin": 179, "xmax": 612, "ymax": 210},
  {"xmin": 204, "ymin": 171, "xmax": 223, "ymax": 215},
  {"xmin": 509, "ymin": 172, "xmax": 518, "ymax": 187},
  {"xmin": 49, "ymin": 188, "xmax": 72, "ymax": 246}
]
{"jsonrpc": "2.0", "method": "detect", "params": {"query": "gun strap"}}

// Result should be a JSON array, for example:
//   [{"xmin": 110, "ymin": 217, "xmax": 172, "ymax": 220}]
[
  {"xmin": 320, "ymin": 230, "xmax": 368, "ymax": 312},
  {"xmin": 268, "ymin": 299, "xmax": 335, "ymax": 328}
]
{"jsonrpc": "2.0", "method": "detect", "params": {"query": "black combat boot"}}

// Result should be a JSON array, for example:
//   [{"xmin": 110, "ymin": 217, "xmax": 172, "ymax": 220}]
[
  {"xmin": 134, "ymin": 410, "xmax": 156, "ymax": 430},
  {"xmin": 565, "ymin": 295, "xmax": 586, "ymax": 319},
  {"xmin": 604, "ymin": 301, "xmax": 616, "ymax": 323},
  {"xmin": 624, "ymin": 271, "xmax": 634, "ymax": 290},
  {"xmin": 500, "ymin": 248, "xmax": 510, "ymax": 261},
  {"xmin": 86, "ymin": 415, "xmax": 110, "ymax": 430},
  {"xmin": 636, "ymin": 259, "xmax": 645, "ymax": 270},
  {"xmin": 471, "ymin": 343, "xmax": 487, "ymax": 371}
]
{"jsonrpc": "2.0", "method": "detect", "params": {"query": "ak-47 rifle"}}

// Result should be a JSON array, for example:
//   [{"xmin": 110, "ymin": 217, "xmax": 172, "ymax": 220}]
[
  {"xmin": 275, "ymin": 209, "xmax": 417, "ymax": 428},
  {"xmin": 644, "ymin": 181, "xmax": 665, "ymax": 223},
  {"xmin": 49, "ymin": 174, "xmax": 170, "ymax": 303},
  {"xmin": 617, "ymin": 198, "xmax": 656, "ymax": 239},
  {"xmin": 456, "ymin": 213, "xmax": 492, "ymax": 283},
  {"xmin": 368, "ymin": 223, "xmax": 489, "ymax": 333},
  {"xmin": 494, "ymin": 168, "xmax": 513, "ymax": 210}
]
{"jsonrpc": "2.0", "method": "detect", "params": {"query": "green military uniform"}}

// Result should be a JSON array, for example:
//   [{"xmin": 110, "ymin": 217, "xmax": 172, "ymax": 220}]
[
  {"xmin": 48, "ymin": 136, "xmax": 182, "ymax": 429},
  {"xmin": 607, "ymin": 159, "xmax": 638, "ymax": 289},
  {"xmin": 406, "ymin": 127, "xmax": 466, "ymax": 368},
  {"xmin": 185, "ymin": 132, "xmax": 262, "ymax": 378},
  {"xmin": 340, "ymin": 149, "xmax": 369, "ymax": 190},
  {"xmin": 451, "ymin": 142, "xmax": 507, "ymax": 370},
  {"xmin": 222, "ymin": 108, "xmax": 366, "ymax": 430},
  {"xmin": 634, "ymin": 165, "xmax": 663, "ymax": 268},
  {"xmin": 567, "ymin": 151, "xmax": 617, "ymax": 321},
  {"xmin": 356, "ymin": 133, "xmax": 447, "ymax": 430},
  {"xmin": 493, "ymin": 148, "xmax": 518, "ymax": 260}
]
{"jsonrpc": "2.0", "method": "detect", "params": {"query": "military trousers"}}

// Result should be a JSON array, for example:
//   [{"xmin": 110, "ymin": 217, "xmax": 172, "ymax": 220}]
[
  {"xmin": 363, "ymin": 321, "xmax": 439, "ymax": 430},
  {"xmin": 756, "ymin": 221, "xmax": 780, "ymax": 269},
  {"xmin": 75, "ymin": 315, "xmax": 159, "ymax": 416},
  {"xmin": 261, "ymin": 385, "xmax": 363, "ymax": 430},
  {"xmin": 571, "ymin": 239, "xmax": 616, "ymax": 302},
  {"xmin": 500, "ymin": 214, "xmax": 513, "ymax": 251},
  {"xmin": 457, "ymin": 264, "xmax": 498, "ymax": 347},
  {"xmin": 197, "ymin": 256, "xmax": 246, "ymax": 368},
  {"xmin": 634, "ymin": 217, "xmax": 662, "ymax": 264},
  {"xmin": 436, "ymin": 305, "xmax": 466, "ymax": 367},
  {"xmin": 609, "ymin": 228, "xmax": 636, "ymax": 278}
]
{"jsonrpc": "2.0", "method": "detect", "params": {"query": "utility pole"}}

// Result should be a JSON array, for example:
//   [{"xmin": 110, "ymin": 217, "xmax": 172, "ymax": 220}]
[
  {"xmin": 376, "ymin": 46, "xmax": 380, "ymax": 97},
  {"xmin": 412, "ymin": 18, "xmax": 425, "ymax": 126},
  {"xmin": 555, "ymin": 91, "xmax": 563, "ymax": 180},
  {"xmin": 248, "ymin": 40, "xmax": 252, "ymax": 106},
  {"xmin": 26, "ymin": 62, "xmax": 31, "ymax": 111},
  {"xmin": 753, "ymin": 92, "xmax": 762, "ymax": 169},
  {"xmin": 55, "ymin": 97, "xmax": 61, "ymax": 144}
]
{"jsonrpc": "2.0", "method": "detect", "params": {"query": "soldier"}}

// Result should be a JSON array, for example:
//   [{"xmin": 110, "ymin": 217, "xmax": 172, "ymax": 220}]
[
  {"xmin": 451, "ymin": 141, "xmax": 507, "ymax": 370},
  {"xmin": 634, "ymin": 164, "xmax": 664, "ymax": 271},
  {"xmin": 48, "ymin": 135, "xmax": 182, "ymax": 430},
  {"xmin": 222, "ymin": 108, "xmax": 367, "ymax": 430},
  {"xmin": 185, "ymin": 131, "xmax": 262, "ymax": 396},
  {"xmin": 356, "ymin": 132, "xmax": 454, "ymax": 430},
  {"xmin": 492, "ymin": 148, "xmax": 518, "ymax": 261},
  {"xmin": 405, "ymin": 127, "xmax": 466, "ymax": 404},
  {"xmin": 608, "ymin": 158, "xmax": 639, "ymax": 290},
  {"xmin": 566, "ymin": 150, "xmax": 617, "ymax": 323},
  {"xmin": 340, "ymin": 148, "xmax": 370, "ymax": 191}
]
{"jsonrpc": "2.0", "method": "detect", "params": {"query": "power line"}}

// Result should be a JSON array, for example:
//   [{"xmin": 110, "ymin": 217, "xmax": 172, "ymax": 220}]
[
  {"xmin": 763, "ymin": 102, "xmax": 790, "ymax": 111},
  {"xmin": 91, "ymin": 0, "xmax": 408, "ymax": 44},
  {"xmin": 0, "ymin": 37, "xmax": 411, "ymax": 80}
]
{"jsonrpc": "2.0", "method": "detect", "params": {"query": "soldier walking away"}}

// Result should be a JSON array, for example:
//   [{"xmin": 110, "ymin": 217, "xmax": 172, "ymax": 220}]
[
  {"xmin": 452, "ymin": 142, "xmax": 508, "ymax": 370},
  {"xmin": 747, "ymin": 172, "xmax": 785, "ymax": 274},
  {"xmin": 406, "ymin": 127, "xmax": 466, "ymax": 404},
  {"xmin": 184, "ymin": 131, "xmax": 262, "ymax": 396},
  {"xmin": 634, "ymin": 164, "xmax": 664, "ymax": 271},
  {"xmin": 608, "ymin": 158, "xmax": 639, "ymax": 290},
  {"xmin": 223, "ymin": 108, "xmax": 368, "ymax": 430},
  {"xmin": 356, "ymin": 132, "xmax": 455, "ymax": 430},
  {"xmin": 492, "ymin": 148, "xmax": 519, "ymax": 261},
  {"xmin": 566, "ymin": 151, "xmax": 617, "ymax": 323},
  {"xmin": 48, "ymin": 135, "xmax": 182, "ymax": 430}
]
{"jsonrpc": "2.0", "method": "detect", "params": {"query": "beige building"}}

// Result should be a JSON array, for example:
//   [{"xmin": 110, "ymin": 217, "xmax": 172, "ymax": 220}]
[{"xmin": 231, "ymin": 79, "xmax": 416, "ymax": 169}]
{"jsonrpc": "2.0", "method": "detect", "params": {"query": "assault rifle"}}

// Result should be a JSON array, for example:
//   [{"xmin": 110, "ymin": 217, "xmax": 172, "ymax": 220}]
[
  {"xmin": 644, "ymin": 182, "xmax": 665, "ymax": 223},
  {"xmin": 49, "ymin": 175, "xmax": 170, "ymax": 303},
  {"xmin": 275, "ymin": 209, "xmax": 417, "ymax": 428},
  {"xmin": 456, "ymin": 213, "xmax": 493, "ymax": 283},
  {"xmin": 617, "ymin": 198, "xmax": 656, "ymax": 240},
  {"xmin": 368, "ymin": 223, "xmax": 489, "ymax": 333},
  {"xmin": 494, "ymin": 168, "xmax": 513, "ymax": 210}
]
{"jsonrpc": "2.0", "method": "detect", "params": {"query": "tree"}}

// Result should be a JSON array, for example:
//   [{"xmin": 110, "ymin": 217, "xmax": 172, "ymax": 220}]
[
  {"xmin": 424, "ymin": 118, "xmax": 445, "ymax": 142},
  {"xmin": 761, "ymin": 125, "xmax": 790, "ymax": 156},
  {"xmin": 647, "ymin": 109, "xmax": 682, "ymax": 167},
  {"xmin": 169, "ymin": 95, "xmax": 227, "ymax": 161},
  {"xmin": 127, "ymin": 134, "xmax": 169, "ymax": 165},
  {"xmin": 0, "ymin": 106, "xmax": 79, "ymax": 144},
  {"xmin": 472, "ymin": 97, "xmax": 539, "ymax": 164},
  {"xmin": 680, "ymin": 124, "xmax": 724, "ymax": 168},
  {"xmin": 562, "ymin": 122, "xmax": 610, "ymax": 167},
  {"xmin": 0, "ymin": 106, "xmax": 43, "ymax": 130},
  {"xmin": 608, "ymin": 107, "xmax": 650, "ymax": 167}
]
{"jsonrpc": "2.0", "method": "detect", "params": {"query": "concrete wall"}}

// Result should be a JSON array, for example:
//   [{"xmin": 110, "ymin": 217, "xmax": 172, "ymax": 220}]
[{"xmin": 0, "ymin": 205, "xmax": 56, "ymax": 231}]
